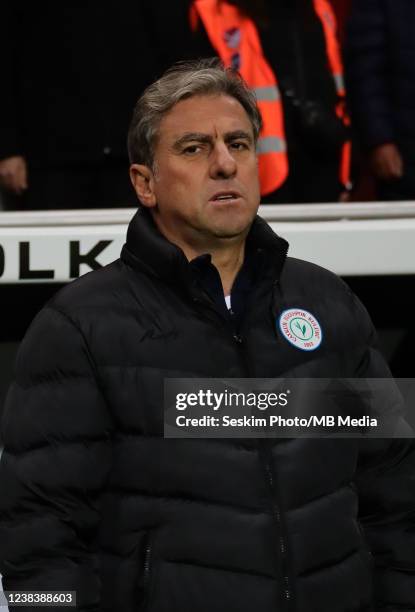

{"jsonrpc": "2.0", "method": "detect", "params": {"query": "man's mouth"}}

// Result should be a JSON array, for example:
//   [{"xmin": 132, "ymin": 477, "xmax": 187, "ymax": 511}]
[{"xmin": 210, "ymin": 191, "xmax": 241, "ymax": 202}]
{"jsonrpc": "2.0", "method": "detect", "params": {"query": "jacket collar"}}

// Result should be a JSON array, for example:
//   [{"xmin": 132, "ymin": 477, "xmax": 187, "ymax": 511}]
[{"xmin": 121, "ymin": 207, "xmax": 289, "ymax": 285}]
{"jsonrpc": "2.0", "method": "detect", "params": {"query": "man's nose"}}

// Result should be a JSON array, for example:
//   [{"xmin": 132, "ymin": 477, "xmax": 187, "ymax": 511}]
[{"xmin": 209, "ymin": 143, "xmax": 237, "ymax": 179}]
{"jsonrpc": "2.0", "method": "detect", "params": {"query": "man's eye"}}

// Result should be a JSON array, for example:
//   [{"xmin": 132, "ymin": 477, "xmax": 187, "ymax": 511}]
[
  {"xmin": 183, "ymin": 145, "xmax": 202, "ymax": 155},
  {"xmin": 230, "ymin": 141, "xmax": 248, "ymax": 150}
]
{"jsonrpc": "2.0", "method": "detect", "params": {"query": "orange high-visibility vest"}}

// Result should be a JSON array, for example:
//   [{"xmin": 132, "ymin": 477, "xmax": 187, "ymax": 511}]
[
  {"xmin": 313, "ymin": 0, "xmax": 351, "ymax": 188},
  {"xmin": 190, "ymin": 0, "xmax": 351, "ymax": 195}
]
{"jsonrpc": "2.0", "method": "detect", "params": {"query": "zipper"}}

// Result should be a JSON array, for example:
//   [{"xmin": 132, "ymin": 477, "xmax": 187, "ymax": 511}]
[
  {"xmin": 260, "ymin": 441, "xmax": 293, "ymax": 610},
  {"xmin": 192, "ymin": 292, "xmax": 251, "ymax": 372},
  {"xmin": 356, "ymin": 520, "xmax": 374, "ymax": 569},
  {"xmin": 194, "ymin": 283, "xmax": 294, "ymax": 608},
  {"xmin": 230, "ymin": 295, "xmax": 294, "ymax": 610},
  {"xmin": 138, "ymin": 532, "xmax": 154, "ymax": 610},
  {"xmin": 143, "ymin": 535, "xmax": 153, "ymax": 589}
]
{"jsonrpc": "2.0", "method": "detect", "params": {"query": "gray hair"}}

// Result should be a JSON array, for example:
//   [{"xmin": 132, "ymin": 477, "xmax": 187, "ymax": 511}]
[{"xmin": 127, "ymin": 58, "xmax": 262, "ymax": 167}]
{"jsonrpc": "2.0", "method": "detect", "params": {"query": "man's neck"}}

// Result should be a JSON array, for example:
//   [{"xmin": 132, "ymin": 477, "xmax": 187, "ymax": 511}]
[
  {"xmin": 151, "ymin": 215, "xmax": 249, "ymax": 295},
  {"xmin": 171, "ymin": 235, "xmax": 246, "ymax": 296},
  {"xmin": 209, "ymin": 243, "xmax": 246, "ymax": 296}
]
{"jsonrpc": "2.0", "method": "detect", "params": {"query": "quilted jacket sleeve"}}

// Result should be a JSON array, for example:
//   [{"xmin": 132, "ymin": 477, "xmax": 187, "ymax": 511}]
[
  {"xmin": 344, "ymin": 0, "xmax": 395, "ymax": 149},
  {"xmin": 351, "ymin": 292, "xmax": 415, "ymax": 611},
  {"xmin": 356, "ymin": 438, "xmax": 415, "ymax": 611},
  {"xmin": 0, "ymin": 306, "xmax": 113, "ymax": 611}
]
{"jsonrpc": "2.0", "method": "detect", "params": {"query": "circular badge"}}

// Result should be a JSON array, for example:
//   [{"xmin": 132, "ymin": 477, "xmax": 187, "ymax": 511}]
[{"xmin": 278, "ymin": 308, "xmax": 323, "ymax": 351}]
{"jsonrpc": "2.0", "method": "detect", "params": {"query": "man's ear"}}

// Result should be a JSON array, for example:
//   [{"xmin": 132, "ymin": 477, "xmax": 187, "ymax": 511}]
[{"xmin": 130, "ymin": 164, "xmax": 157, "ymax": 208}]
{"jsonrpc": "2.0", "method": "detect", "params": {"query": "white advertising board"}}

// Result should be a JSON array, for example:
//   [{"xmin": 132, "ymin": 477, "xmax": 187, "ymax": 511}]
[{"xmin": 0, "ymin": 203, "xmax": 414, "ymax": 283}]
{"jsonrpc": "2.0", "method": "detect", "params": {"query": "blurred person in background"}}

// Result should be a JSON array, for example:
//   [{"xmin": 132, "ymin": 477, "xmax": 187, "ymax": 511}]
[
  {"xmin": 0, "ymin": 3, "xmax": 158, "ymax": 210},
  {"xmin": 345, "ymin": 0, "xmax": 415, "ymax": 201},
  {"xmin": 159, "ymin": 0, "xmax": 351, "ymax": 203}
]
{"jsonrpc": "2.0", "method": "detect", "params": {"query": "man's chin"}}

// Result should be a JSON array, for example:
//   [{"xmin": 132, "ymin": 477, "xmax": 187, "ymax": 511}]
[
  {"xmin": 210, "ymin": 221, "xmax": 253, "ymax": 240},
  {"xmin": 196, "ymin": 207, "xmax": 257, "ymax": 241}
]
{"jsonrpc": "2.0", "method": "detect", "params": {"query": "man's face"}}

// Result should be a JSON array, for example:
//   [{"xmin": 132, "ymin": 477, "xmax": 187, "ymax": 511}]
[{"xmin": 132, "ymin": 94, "xmax": 261, "ymax": 253}]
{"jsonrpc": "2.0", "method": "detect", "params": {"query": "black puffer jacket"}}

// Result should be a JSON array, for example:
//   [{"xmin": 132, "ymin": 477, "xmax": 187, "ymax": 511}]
[{"xmin": 0, "ymin": 210, "xmax": 414, "ymax": 612}]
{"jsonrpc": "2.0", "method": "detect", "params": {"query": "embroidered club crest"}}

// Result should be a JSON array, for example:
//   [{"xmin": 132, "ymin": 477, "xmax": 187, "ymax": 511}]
[{"xmin": 278, "ymin": 308, "xmax": 323, "ymax": 351}]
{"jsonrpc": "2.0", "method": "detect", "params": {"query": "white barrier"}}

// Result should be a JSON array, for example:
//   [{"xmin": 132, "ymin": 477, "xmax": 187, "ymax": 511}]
[{"xmin": 0, "ymin": 202, "xmax": 414, "ymax": 283}]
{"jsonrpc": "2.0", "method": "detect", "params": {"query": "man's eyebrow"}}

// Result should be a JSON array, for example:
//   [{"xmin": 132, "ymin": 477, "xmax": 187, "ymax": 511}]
[
  {"xmin": 172, "ymin": 130, "xmax": 254, "ymax": 151},
  {"xmin": 172, "ymin": 133, "xmax": 213, "ymax": 150},
  {"xmin": 224, "ymin": 130, "xmax": 253, "ymax": 144}
]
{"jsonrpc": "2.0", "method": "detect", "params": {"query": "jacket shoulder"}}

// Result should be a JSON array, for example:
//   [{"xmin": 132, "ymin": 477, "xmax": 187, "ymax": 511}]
[
  {"xmin": 282, "ymin": 257, "xmax": 352, "ymax": 295},
  {"xmin": 281, "ymin": 256, "xmax": 364, "ymax": 322},
  {"xmin": 48, "ymin": 259, "xmax": 129, "ymax": 315}
]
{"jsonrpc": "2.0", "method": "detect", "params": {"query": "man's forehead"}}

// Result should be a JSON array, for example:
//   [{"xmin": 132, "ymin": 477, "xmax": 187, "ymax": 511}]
[{"xmin": 159, "ymin": 93, "xmax": 254, "ymax": 140}]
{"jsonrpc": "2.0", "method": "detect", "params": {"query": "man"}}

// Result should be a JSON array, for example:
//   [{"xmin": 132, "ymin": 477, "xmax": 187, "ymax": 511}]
[
  {"xmin": 345, "ymin": 0, "xmax": 415, "ymax": 200},
  {"xmin": 0, "ymin": 60, "xmax": 414, "ymax": 611}
]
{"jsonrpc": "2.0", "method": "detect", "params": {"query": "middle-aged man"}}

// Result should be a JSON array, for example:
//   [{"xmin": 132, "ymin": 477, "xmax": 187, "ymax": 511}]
[{"xmin": 0, "ymin": 60, "xmax": 414, "ymax": 612}]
